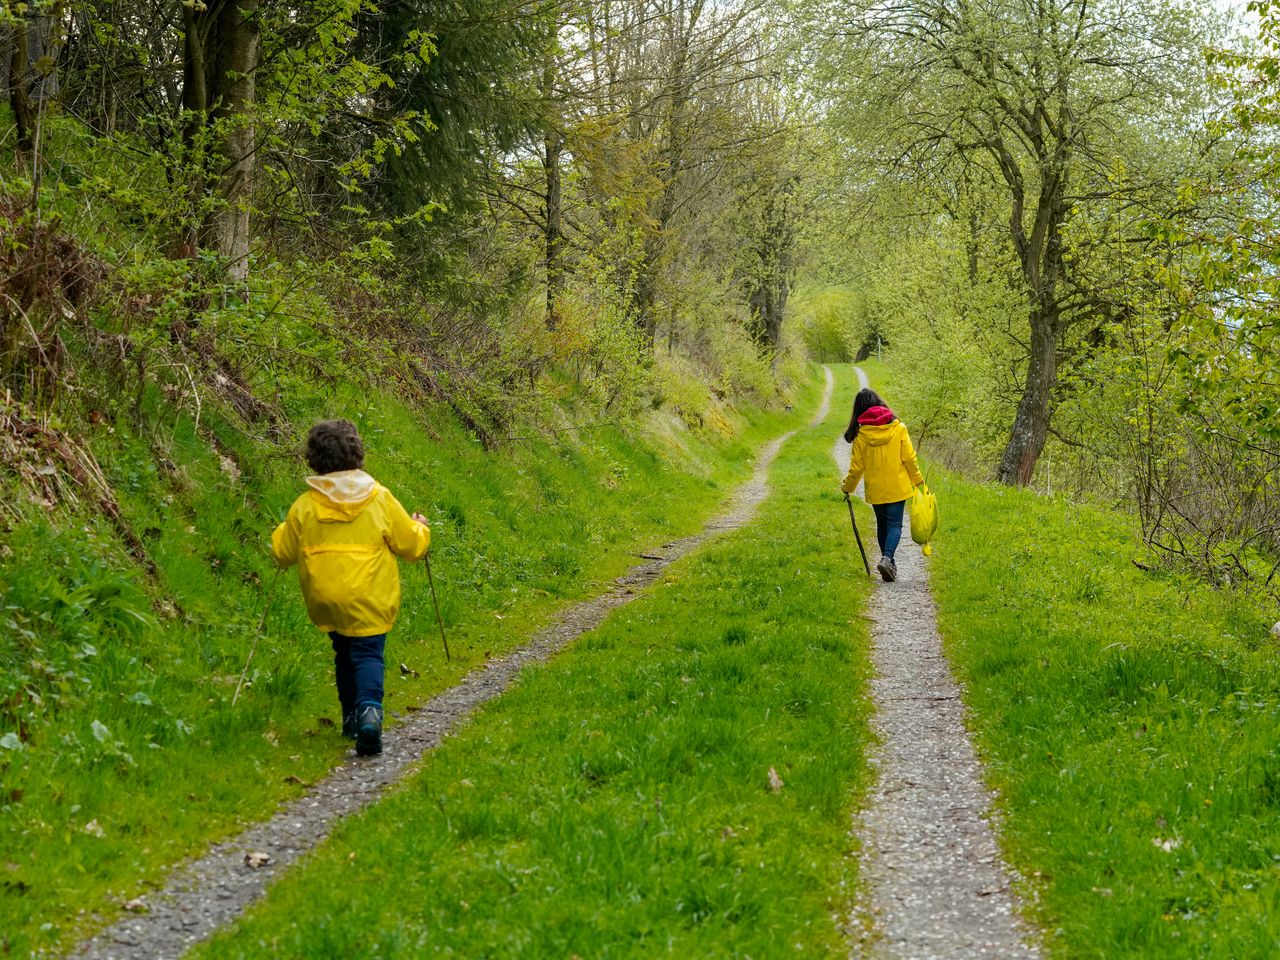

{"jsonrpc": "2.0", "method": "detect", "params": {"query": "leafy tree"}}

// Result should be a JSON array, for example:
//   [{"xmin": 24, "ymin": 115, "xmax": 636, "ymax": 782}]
[{"xmin": 808, "ymin": 0, "xmax": 1218, "ymax": 484}]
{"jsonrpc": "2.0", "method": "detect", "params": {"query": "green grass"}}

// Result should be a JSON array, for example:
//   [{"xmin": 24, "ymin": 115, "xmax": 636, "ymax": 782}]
[
  {"xmin": 928, "ymin": 476, "xmax": 1280, "ymax": 958},
  {"xmin": 0, "ymin": 370, "xmax": 824, "ymax": 956},
  {"xmin": 185, "ymin": 365, "xmax": 873, "ymax": 959}
]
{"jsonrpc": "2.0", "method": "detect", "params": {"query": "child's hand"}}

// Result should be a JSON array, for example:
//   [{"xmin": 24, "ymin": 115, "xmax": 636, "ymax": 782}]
[{"xmin": 411, "ymin": 512, "xmax": 428, "ymax": 526}]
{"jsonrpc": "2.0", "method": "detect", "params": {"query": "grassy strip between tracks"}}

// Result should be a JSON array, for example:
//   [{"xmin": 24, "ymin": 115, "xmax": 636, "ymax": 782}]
[
  {"xmin": 926, "ymin": 461, "xmax": 1280, "ymax": 957},
  {"xmin": 191, "ymin": 368, "xmax": 873, "ymax": 959}
]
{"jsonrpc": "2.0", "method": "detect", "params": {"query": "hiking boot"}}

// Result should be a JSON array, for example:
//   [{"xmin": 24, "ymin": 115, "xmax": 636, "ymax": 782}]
[
  {"xmin": 877, "ymin": 557, "xmax": 898, "ymax": 583},
  {"xmin": 355, "ymin": 704, "xmax": 383, "ymax": 757},
  {"xmin": 341, "ymin": 710, "xmax": 357, "ymax": 739}
]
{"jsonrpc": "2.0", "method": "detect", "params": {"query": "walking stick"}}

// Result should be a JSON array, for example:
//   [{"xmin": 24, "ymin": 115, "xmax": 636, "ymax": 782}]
[
  {"xmin": 424, "ymin": 552, "xmax": 451, "ymax": 662},
  {"xmin": 844, "ymin": 493, "xmax": 873, "ymax": 580},
  {"xmin": 233, "ymin": 568, "xmax": 283, "ymax": 706}
]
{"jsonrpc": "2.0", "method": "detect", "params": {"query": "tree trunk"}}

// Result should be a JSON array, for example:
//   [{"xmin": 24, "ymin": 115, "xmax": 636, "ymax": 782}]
[
  {"xmin": 632, "ymin": 244, "xmax": 660, "ymax": 346},
  {"xmin": 180, "ymin": 3, "xmax": 209, "ymax": 260},
  {"xmin": 995, "ymin": 138, "xmax": 1070, "ymax": 486},
  {"xmin": 9, "ymin": 12, "xmax": 33, "ymax": 153},
  {"xmin": 543, "ymin": 114, "xmax": 563, "ymax": 330},
  {"xmin": 996, "ymin": 307, "xmax": 1057, "ymax": 486},
  {"xmin": 208, "ymin": 0, "xmax": 257, "ymax": 287},
  {"xmin": 181, "ymin": 0, "xmax": 257, "ymax": 285}
]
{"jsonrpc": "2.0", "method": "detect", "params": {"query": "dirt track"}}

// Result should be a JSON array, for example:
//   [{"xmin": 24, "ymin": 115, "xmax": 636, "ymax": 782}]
[{"xmin": 835, "ymin": 367, "xmax": 1041, "ymax": 959}]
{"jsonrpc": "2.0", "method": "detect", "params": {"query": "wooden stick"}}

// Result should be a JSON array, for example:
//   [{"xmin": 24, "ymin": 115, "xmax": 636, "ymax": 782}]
[
  {"xmin": 232, "ymin": 568, "xmax": 283, "ymax": 706},
  {"xmin": 424, "ymin": 552, "xmax": 451, "ymax": 662}
]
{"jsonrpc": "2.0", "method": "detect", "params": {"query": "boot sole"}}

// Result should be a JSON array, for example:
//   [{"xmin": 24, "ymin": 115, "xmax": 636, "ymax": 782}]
[{"xmin": 355, "ymin": 728, "xmax": 382, "ymax": 756}]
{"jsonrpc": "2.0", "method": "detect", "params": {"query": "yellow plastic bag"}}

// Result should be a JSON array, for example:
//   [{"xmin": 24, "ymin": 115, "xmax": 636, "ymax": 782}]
[{"xmin": 910, "ymin": 484, "xmax": 938, "ymax": 556}]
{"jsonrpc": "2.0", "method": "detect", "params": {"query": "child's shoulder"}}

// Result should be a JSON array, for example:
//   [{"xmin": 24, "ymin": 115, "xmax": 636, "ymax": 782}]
[{"xmin": 286, "ymin": 489, "xmax": 312, "ymax": 514}]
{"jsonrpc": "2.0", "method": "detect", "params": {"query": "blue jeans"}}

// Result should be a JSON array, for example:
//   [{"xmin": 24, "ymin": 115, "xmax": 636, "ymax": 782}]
[
  {"xmin": 872, "ymin": 500, "xmax": 906, "ymax": 560},
  {"xmin": 330, "ymin": 632, "xmax": 386, "ymax": 713}
]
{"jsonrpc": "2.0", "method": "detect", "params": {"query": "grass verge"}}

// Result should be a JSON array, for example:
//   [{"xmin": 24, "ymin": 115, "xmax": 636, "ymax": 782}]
[
  {"xmin": 0, "ymin": 372, "xmax": 822, "ymax": 956},
  {"xmin": 927, "ymin": 467, "xmax": 1280, "ymax": 957},
  {"xmin": 186, "ymin": 366, "xmax": 873, "ymax": 959}
]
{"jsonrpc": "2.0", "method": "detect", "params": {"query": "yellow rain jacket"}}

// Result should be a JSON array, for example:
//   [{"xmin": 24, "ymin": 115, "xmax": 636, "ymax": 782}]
[
  {"xmin": 841, "ymin": 420, "xmax": 925, "ymax": 505},
  {"xmin": 272, "ymin": 470, "xmax": 430, "ymax": 637}
]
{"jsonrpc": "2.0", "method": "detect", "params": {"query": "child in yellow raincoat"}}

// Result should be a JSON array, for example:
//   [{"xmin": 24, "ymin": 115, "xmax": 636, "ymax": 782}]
[
  {"xmin": 272, "ymin": 419, "xmax": 430, "ymax": 756},
  {"xmin": 840, "ymin": 388, "xmax": 924, "ymax": 583}
]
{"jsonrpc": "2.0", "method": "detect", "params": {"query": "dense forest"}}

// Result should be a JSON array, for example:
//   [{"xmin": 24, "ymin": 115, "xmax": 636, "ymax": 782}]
[{"xmin": 2, "ymin": 0, "xmax": 1276, "ymax": 588}]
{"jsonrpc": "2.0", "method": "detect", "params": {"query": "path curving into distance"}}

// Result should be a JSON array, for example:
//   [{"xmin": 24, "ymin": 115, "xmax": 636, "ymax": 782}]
[
  {"xmin": 835, "ymin": 366, "xmax": 1040, "ymax": 959},
  {"xmin": 68, "ymin": 367, "xmax": 836, "ymax": 960}
]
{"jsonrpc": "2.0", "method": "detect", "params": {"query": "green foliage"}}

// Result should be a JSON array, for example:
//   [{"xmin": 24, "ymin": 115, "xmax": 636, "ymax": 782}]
[
  {"xmin": 1170, "ymin": 4, "xmax": 1280, "ymax": 446},
  {"xmin": 795, "ymin": 225, "xmax": 1023, "ymax": 474},
  {"xmin": 790, "ymin": 286, "xmax": 856, "ymax": 362},
  {"xmin": 189, "ymin": 368, "xmax": 872, "ymax": 960},
  {"xmin": 351, "ymin": 0, "xmax": 551, "ymax": 214},
  {"xmin": 928, "ymin": 470, "xmax": 1280, "ymax": 958}
]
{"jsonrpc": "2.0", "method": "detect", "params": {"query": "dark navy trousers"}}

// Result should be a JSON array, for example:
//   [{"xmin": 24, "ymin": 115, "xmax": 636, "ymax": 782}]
[{"xmin": 329, "ymin": 632, "xmax": 386, "ymax": 713}]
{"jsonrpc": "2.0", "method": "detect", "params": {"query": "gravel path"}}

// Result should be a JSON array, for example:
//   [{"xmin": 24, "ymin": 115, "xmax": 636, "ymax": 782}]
[
  {"xmin": 835, "ymin": 367, "xmax": 1040, "ymax": 959},
  {"xmin": 66, "ymin": 368, "xmax": 835, "ymax": 960}
]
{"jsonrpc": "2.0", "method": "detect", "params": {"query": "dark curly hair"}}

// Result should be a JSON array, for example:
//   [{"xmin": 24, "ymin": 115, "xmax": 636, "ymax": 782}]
[
  {"xmin": 842, "ymin": 388, "xmax": 888, "ymax": 444},
  {"xmin": 306, "ymin": 419, "xmax": 365, "ymax": 474}
]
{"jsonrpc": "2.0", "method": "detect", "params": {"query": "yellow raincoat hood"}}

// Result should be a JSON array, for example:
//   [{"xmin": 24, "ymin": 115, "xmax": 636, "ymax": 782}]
[{"xmin": 305, "ymin": 470, "xmax": 379, "ymax": 521}]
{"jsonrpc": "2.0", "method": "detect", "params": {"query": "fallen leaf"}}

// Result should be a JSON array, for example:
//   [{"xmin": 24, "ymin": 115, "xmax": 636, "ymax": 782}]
[
  {"xmin": 283, "ymin": 775, "xmax": 304, "ymax": 785},
  {"xmin": 244, "ymin": 851, "xmax": 271, "ymax": 868},
  {"xmin": 1152, "ymin": 837, "xmax": 1181, "ymax": 852},
  {"xmin": 767, "ymin": 767, "xmax": 784, "ymax": 793},
  {"xmin": 83, "ymin": 819, "xmax": 106, "ymax": 838},
  {"xmin": 1092, "ymin": 887, "xmax": 1114, "ymax": 897},
  {"xmin": 720, "ymin": 826, "xmax": 739, "ymax": 840},
  {"xmin": 316, "ymin": 717, "xmax": 336, "ymax": 728},
  {"xmin": 122, "ymin": 897, "xmax": 147, "ymax": 913},
  {"xmin": 399, "ymin": 663, "xmax": 420, "ymax": 679}
]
